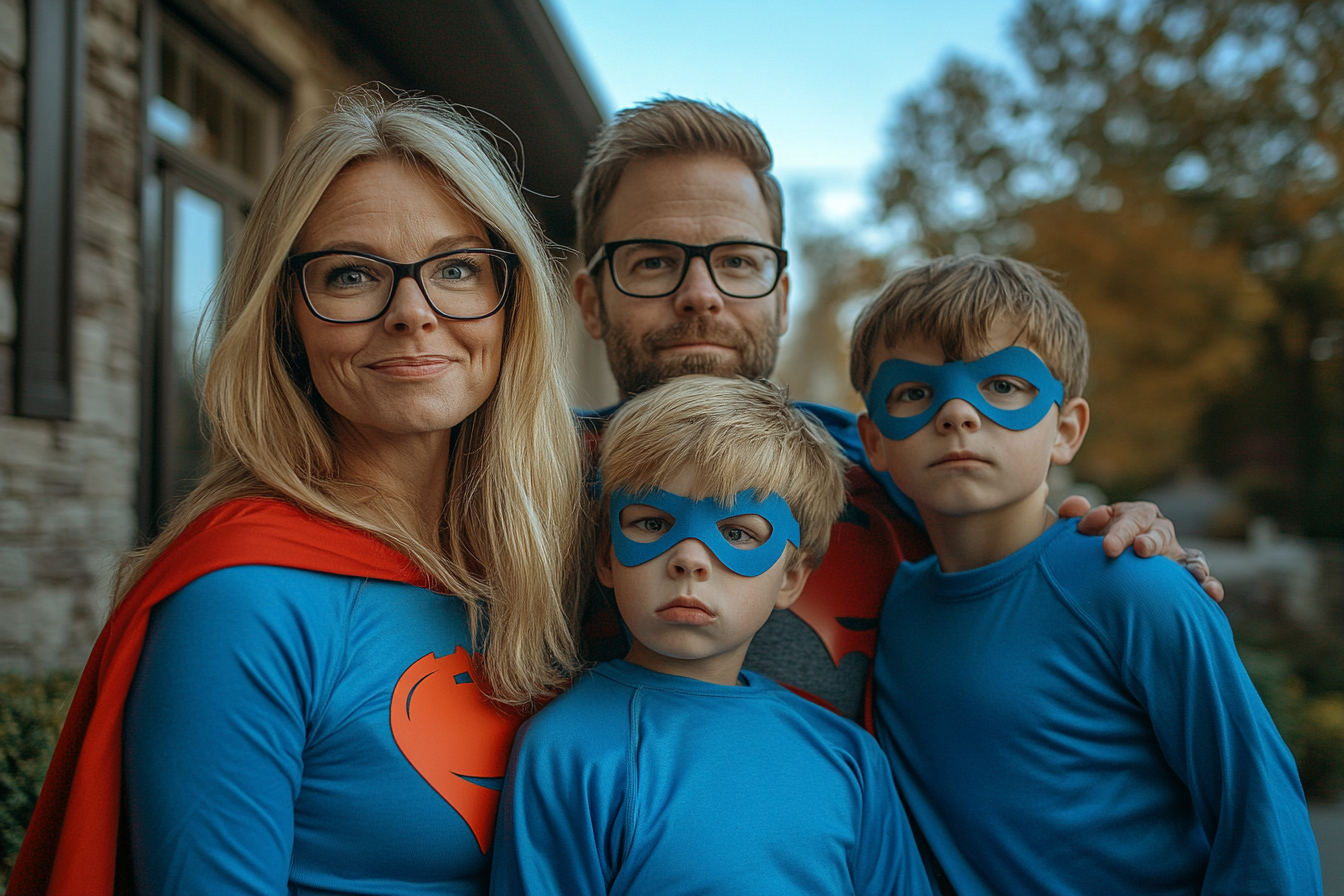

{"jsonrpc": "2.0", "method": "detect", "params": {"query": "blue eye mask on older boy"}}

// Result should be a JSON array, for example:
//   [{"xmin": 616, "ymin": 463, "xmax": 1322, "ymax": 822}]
[
  {"xmin": 865, "ymin": 345, "xmax": 1065, "ymax": 440},
  {"xmin": 609, "ymin": 487, "xmax": 801, "ymax": 578}
]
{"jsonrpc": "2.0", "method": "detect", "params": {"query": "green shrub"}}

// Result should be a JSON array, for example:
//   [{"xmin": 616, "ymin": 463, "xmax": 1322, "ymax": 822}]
[
  {"xmin": 1240, "ymin": 645, "xmax": 1344, "ymax": 800},
  {"xmin": 0, "ymin": 670, "xmax": 77, "ymax": 889}
]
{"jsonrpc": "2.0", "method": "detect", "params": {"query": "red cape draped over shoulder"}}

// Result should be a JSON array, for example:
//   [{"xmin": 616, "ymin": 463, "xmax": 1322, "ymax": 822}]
[{"xmin": 6, "ymin": 497, "xmax": 434, "ymax": 896}]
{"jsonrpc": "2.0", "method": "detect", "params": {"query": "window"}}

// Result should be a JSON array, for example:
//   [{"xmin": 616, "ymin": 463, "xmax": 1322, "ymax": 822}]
[
  {"xmin": 14, "ymin": 0, "xmax": 83, "ymax": 418},
  {"xmin": 139, "ymin": 8, "xmax": 285, "ymax": 532}
]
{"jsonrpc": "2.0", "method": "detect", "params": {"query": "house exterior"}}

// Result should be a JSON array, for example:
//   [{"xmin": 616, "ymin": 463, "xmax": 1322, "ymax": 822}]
[{"xmin": 0, "ymin": 0, "xmax": 616, "ymax": 672}]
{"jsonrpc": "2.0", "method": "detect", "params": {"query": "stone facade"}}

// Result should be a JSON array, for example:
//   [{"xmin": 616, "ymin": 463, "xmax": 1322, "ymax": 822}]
[{"xmin": 0, "ymin": 0, "xmax": 416, "ymax": 672}]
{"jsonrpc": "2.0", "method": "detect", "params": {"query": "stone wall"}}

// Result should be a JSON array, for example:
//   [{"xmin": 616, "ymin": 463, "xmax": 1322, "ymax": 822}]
[
  {"xmin": 0, "ymin": 0, "xmax": 378, "ymax": 673},
  {"xmin": 0, "ymin": 0, "xmax": 144, "ymax": 672}
]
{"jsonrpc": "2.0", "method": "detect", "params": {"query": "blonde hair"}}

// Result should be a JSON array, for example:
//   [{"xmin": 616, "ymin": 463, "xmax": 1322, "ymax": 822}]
[
  {"xmin": 116, "ymin": 90, "xmax": 585, "ymax": 705},
  {"xmin": 598, "ymin": 376, "xmax": 848, "ymax": 568},
  {"xmin": 573, "ymin": 97, "xmax": 783, "ymax": 257},
  {"xmin": 849, "ymin": 254, "xmax": 1090, "ymax": 399}
]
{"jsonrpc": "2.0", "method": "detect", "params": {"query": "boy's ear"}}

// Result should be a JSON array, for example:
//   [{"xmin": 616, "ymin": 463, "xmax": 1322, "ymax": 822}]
[
  {"xmin": 773, "ymin": 553, "xmax": 814, "ymax": 611},
  {"xmin": 595, "ymin": 542, "xmax": 616, "ymax": 588},
  {"xmin": 857, "ymin": 413, "xmax": 890, "ymax": 473},
  {"xmin": 1051, "ymin": 398, "xmax": 1090, "ymax": 465}
]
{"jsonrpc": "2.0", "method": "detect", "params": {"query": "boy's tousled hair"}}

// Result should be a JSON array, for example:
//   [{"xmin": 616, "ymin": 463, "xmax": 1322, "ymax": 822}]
[
  {"xmin": 849, "ymin": 254, "xmax": 1090, "ymax": 399},
  {"xmin": 598, "ymin": 376, "xmax": 847, "ymax": 569},
  {"xmin": 573, "ymin": 97, "xmax": 783, "ymax": 258}
]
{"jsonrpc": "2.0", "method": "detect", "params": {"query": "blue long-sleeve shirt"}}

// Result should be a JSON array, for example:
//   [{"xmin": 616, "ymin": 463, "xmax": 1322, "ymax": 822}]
[
  {"xmin": 491, "ymin": 660, "xmax": 934, "ymax": 896},
  {"xmin": 873, "ymin": 519, "xmax": 1321, "ymax": 895},
  {"xmin": 123, "ymin": 565, "xmax": 510, "ymax": 895}
]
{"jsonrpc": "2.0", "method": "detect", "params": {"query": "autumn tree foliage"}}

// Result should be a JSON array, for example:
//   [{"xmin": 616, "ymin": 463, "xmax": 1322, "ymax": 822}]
[{"xmin": 875, "ymin": 0, "xmax": 1344, "ymax": 534}]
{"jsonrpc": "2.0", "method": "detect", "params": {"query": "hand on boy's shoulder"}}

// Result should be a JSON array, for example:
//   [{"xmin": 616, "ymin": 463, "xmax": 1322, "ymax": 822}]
[
  {"xmin": 1046, "ymin": 521, "xmax": 1229, "ymax": 637},
  {"xmin": 1058, "ymin": 496, "xmax": 1225, "ymax": 602}
]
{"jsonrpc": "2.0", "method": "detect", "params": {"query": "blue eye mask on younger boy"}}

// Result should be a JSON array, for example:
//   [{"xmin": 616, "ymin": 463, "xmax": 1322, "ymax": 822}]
[
  {"xmin": 608, "ymin": 487, "xmax": 801, "ymax": 578},
  {"xmin": 865, "ymin": 345, "xmax": 1065, "ymax": 440}
]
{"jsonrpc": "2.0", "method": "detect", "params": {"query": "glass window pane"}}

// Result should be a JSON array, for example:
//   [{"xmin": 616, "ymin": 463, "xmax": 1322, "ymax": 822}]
[
  {"xmin": 168, "ymin": 186, "xmax": 224, "ymax": 502},
  {"xmin": 155, "ymin": 15, "xmax": 282, "ymax": 184}
]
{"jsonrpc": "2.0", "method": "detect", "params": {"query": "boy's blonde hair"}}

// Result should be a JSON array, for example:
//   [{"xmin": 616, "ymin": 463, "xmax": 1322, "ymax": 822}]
[
  {"xmin": 849, "ymin": 254, "xmax": 1090, "ymax": 400},
  {"xmin": 598, "ymin": 376, "xmax": 848, "ymax": 569}
]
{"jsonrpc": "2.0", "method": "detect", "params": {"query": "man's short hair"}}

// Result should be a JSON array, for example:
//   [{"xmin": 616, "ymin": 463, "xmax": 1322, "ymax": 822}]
[
  {"xmin": 574, "ymin": 98, "xmax": 784, "ymax": 258},
  {"xmin": 598, "ymin": 376, "xmax": 847, "ymax": 568},
  {"xmin": 849, "ymin": 254, "xmax": 1090, "ymax": 400}
]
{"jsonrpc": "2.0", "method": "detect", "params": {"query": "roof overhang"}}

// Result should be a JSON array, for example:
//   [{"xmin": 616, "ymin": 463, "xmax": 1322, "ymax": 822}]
[{"xmin": 315, "ymin": 0, "xmax": 605, "ymax": 249}]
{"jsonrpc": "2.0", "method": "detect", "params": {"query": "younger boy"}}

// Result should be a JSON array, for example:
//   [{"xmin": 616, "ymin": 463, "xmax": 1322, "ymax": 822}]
[
  {"xmin": 853, "ymin": 255, "xmax": 1321, "ymax": 894},
  {"xmin": 491, "ymin": 375, "xmax": 932, "ymax": 896}
]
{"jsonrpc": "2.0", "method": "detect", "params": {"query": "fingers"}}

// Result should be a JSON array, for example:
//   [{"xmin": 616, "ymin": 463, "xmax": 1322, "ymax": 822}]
[
  {"xmin": 1181, "ymin": 548, "xmax": 1225, "ymax": 603},
  {"xmin": 1056, "ymin": 495, "xmax": 1093, "ymax": 520},
  {"xmin": 1134, "ymin": 514, "xmax": 1178, "ymax": 560},
  {"xmin": 1072, "ymin": 505, "xmax": 1114, "ymax": 536},
  {"xmin": 1077, "ymin": 501, "xmax": 1163, "ymax": 559}
]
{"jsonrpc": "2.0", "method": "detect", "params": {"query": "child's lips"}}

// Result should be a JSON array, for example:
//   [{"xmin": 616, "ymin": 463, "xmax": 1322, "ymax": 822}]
[
  {"xmin": 655, "ymin": 596, "xmax": 716, "ymax": 625},
  {"xmin": 932, "ymin": 450, "xmax": 989, "ymax": 467}
]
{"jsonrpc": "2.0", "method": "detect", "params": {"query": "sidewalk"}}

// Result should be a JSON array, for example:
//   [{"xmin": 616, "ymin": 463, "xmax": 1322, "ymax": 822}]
[{"xmin": 1313, "ymin": 799, "xmax": 1344, "ymax": 895}]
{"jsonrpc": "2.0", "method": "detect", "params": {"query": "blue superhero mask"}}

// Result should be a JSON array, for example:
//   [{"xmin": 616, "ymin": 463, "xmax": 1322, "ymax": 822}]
[
  {"xmin": 609, "ymin": 487, "xmax": 801, "ymax": 578},
  {"xmin": 865, "ymin": 345, "xmax": 1065, "ymax": 440}
]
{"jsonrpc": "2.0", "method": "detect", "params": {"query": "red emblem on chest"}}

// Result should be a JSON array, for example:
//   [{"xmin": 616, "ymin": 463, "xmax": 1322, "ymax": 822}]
[{"xmin": 390, "ymin": 648, "xmax": 525, "ymax": 852}]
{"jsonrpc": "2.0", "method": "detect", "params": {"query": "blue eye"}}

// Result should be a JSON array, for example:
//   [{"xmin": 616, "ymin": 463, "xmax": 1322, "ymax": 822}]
[{"xmin": 979, "ymin": 376, "xmax": 1038, "ymax": 410}]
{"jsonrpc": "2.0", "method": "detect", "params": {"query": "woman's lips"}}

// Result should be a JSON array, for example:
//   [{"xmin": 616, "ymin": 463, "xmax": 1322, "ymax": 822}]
[
  {"xmin": 367, "ymin": 355, "xmax": 453, "ymax": 377},
  {"xmin": 655, "ymin": 597, "xmax": 715, "ymax": 625}
]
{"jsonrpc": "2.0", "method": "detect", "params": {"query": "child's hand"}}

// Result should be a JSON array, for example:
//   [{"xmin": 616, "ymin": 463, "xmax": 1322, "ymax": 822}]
[{"xmin": 1058, "ymin": 497, "xmax": 1225, "ymax": 603}]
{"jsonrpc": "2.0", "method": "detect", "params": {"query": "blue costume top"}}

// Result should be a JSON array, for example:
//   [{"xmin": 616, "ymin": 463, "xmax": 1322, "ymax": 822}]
[
  {"xmin": 873, "ymin": 520, "xmax": 1322, "ymax": 896},
  {"xmin": 491, "ymin": 660, "xmax": 934, "ymax": 896},
  {"xmin": 578, "ymin": 402, "xmax": 931, "ymax": 725},
  {"xmin": 124, "ymin": 565, "xmax": 519, "ymax": 895}
]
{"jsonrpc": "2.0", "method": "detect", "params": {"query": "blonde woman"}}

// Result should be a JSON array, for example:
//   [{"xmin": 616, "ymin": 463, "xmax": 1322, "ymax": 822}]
[{"xmin": 11, "ymin": 93, "xmax": 585, "ymax": 896}]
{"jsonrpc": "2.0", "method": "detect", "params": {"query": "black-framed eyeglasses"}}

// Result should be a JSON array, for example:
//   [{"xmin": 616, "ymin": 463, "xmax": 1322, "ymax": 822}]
[
  {"xmin": 286, "ymin": 248, "xmax": 518, "ymax": 324},
  {"xmin": 586, "ymin": 239, "xmax": 788, "ymax": 299}
]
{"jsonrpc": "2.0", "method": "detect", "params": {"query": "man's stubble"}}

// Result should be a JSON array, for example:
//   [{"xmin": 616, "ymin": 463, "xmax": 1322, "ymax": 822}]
[{"xmin": 597, "ymin": 299, "xmax": 782, "ymax": 397}]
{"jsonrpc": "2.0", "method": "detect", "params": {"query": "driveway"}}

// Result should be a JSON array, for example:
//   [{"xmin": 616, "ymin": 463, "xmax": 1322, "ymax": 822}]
[{"xmin": 1314, "ymin": 799, "xmax": 1343, "ymax": 895}]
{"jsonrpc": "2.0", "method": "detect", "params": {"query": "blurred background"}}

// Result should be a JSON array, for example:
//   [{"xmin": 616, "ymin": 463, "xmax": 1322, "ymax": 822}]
[{"xmin": 0, "ymin": 0, "xmax": 1341, "ymax": 885}]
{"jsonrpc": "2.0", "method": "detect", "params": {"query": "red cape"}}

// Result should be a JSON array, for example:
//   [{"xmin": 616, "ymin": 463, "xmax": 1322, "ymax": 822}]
[{"xmin": 6, "ymin": 498, "xmax": 434, "ymax": 896}]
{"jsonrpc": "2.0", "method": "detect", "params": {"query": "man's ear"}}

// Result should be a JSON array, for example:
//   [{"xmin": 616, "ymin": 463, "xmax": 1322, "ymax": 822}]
[
  {"xmin": 1051, "ymin": 398, "xmax": 1090, "ymax": 465},
  {"xmin": 574, "ymin": 271, "xmax": 605, "ymax": 341},
  {"xmin": 857, "ymin": 412, "xmax": 890, "ymax": 473},
  {"xmin": 775, "ymin": 270, "xmax": 791, "ymax": 336},
  {"xmin": 774, "ymin": 552, "xmax": 813, "ymax": 610},
  {"xmin": 595, "ymin": 541, "xmax": 616, "ymax": 588}
]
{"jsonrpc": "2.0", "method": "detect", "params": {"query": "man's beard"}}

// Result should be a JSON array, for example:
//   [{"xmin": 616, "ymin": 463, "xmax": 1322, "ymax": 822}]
[{"xmin": 599, "ymin": 306, "xmax": 781, "ymax": 397}]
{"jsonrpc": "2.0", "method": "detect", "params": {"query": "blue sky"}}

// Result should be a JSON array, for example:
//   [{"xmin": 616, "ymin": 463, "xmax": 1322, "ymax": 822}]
[{"xmin": 546, "ymin": 0, "xmax": 1022, "ymax": 231}]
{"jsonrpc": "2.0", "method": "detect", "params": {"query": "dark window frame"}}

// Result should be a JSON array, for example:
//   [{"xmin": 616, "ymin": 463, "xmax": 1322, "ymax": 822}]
[
  {"xmin": 137, "ymin": 1, "xmax": 289, "ymax": 534},
  {"xmin": 14, "ymin": 0, "xmax": 87, "ymax": 418}
]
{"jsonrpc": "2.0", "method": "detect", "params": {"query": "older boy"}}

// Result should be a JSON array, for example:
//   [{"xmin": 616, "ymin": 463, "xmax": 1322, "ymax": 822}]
[
  {"xmin": 491, "ymin": 376, "xmax": 932, "ymax": 896},
  {"xmin": 853, "ymin": 255, "xmax": 1320, "ymax": 895}
]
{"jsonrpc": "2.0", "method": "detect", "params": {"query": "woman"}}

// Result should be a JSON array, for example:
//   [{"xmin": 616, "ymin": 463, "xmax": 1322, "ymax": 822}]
[{"xmin": 10, "ymin": 92, "xmax": 585, "ymax": 895}]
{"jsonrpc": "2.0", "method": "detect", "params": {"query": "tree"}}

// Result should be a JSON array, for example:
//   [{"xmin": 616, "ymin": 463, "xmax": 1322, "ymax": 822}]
[{"xmin": 878, "ymin": 0, "xmax": 1344, "ymax": 534}]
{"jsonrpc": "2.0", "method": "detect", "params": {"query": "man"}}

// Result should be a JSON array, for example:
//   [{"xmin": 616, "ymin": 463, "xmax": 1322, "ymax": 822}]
[{"xmin": 571, "ymin": 97, "xmax": 1219, "ymax": 725}]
